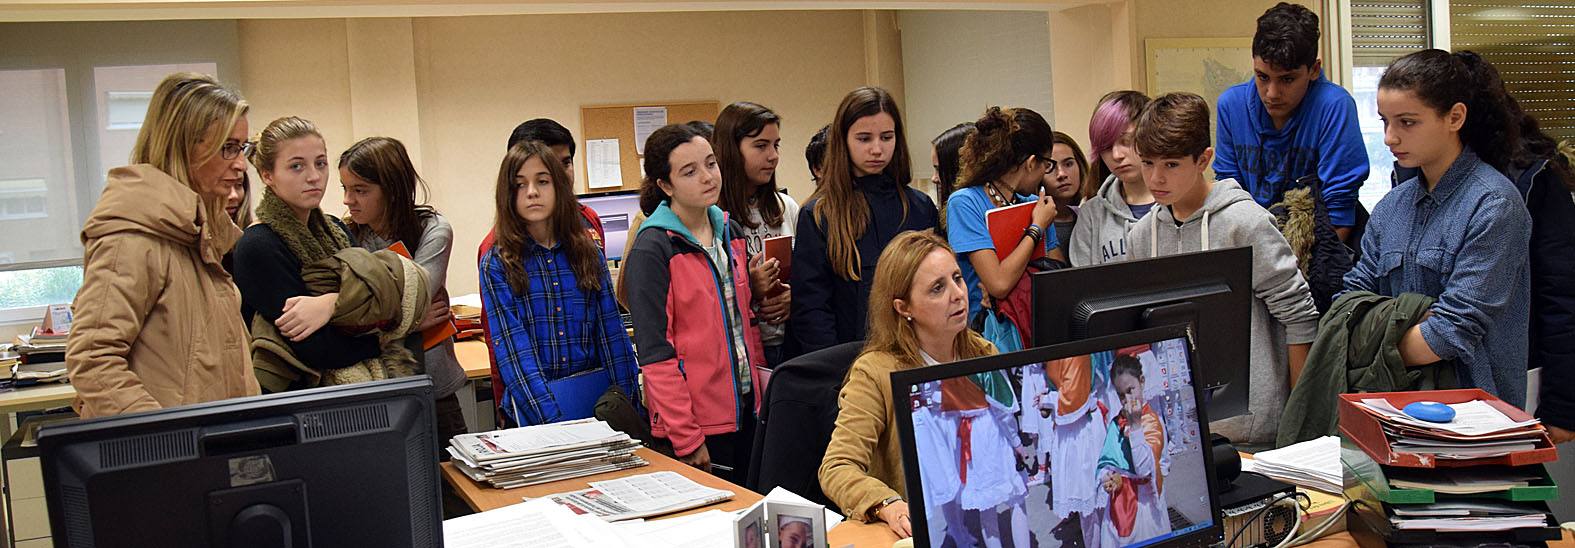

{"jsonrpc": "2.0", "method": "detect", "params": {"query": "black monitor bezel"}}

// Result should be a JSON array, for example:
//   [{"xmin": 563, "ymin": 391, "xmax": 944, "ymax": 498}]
[{"xmin": 891, "ymin": 324, "xmax": 1224, "ymax": 548}]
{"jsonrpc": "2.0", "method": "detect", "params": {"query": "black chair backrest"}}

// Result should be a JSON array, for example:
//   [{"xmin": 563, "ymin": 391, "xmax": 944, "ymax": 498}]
[{"xmin": 745, "ymin": 341, "xmax": 864, "ymax": 505}]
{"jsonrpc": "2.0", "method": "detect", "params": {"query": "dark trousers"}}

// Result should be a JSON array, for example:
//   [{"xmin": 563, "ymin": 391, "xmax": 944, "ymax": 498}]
[
  {"xmin": 434, "ymin": 392, "xmax": 473, "ymax": 518},
  {"xmin": 700, "ymin": 400, "xmax": 756, "ymax": 486}
]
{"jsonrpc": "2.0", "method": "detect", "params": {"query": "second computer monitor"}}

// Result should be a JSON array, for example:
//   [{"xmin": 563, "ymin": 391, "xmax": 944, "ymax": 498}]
[
  {"xmin": 1032, "ymin": 246, "xmax": 1252, "ymax": 422},
  {"xmin": 578, "ymin": 189, "xmax": 642, "ymax": 261}
]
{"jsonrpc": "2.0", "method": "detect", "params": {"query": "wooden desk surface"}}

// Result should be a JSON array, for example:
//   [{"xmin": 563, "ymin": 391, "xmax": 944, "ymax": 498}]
[
  {"xmin": 452, "ymin": 339, "xmax": 491, "ymax": 380},
  {"xmin": 442, "ymin": 446, "xmax": 764, "ymax": 518},
  {"xmin": 0, "ymin": 382, "xmax": 76, "ymax": 414}
]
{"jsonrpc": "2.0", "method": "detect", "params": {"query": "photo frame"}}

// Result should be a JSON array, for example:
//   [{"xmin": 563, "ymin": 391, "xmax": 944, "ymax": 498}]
[
  {"xmin": 765, "ymin": 500, "xmax": 827, "ymax": 548},
  {"xmin": 734, "ymin": 500, "xmax": 768, "ymax": 548}
]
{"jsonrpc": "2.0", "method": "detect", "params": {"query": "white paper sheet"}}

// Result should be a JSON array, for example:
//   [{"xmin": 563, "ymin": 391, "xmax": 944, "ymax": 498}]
[
  {"xmin": 587, "ymin": 138, "xmax": 622, "ymax": 189},
  {"xmin": 633, "ymin": 107, "xmax": 668, "ymax": 155},
  {"xmin": 444, "ymin": 499, "xmax": 604, "ymax": 548},
  {"xmin": 1357, "ymin": 399, "xmax": 1539, "ymax": 437}
]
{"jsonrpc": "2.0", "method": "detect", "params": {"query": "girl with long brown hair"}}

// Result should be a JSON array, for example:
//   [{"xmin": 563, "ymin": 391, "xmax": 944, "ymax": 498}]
[
  {"xmin": 790, "ymin": 87, "xmax": 938, "ymax": 353},
  {"xmin": 714, "ymin": 101, "xmax": 796, "ymax": 366},
  {"xmin": 479, "ymin": 141, "xmax": 641, "ymax": 427}
]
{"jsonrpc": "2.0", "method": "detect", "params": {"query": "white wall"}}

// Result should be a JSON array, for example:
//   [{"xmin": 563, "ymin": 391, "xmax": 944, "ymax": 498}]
[{"xmin": 899, "ymin": 10, "xmax": 1055, "ymax": 186}]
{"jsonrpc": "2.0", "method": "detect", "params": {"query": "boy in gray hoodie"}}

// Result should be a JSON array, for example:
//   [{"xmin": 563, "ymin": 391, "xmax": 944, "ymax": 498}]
[{"xmin": 1127, "ymin": 92, "xmax": 1319, "ymax": 445}]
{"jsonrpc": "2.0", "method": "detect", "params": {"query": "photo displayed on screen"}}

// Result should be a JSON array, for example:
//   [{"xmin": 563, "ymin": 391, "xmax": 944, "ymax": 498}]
[{"xmin": 907, "ymin": 336, "xmax": 1213, "ymax": 548}]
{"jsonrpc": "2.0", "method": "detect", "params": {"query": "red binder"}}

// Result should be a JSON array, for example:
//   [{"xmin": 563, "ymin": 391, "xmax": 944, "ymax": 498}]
[
  {"xmin": 1337, "ymin": 389, "xmax": 1556, "ymax": 469},
  {"xmin": 986, "ymin": 202, "xmax": 1045, "ymax": 261}
]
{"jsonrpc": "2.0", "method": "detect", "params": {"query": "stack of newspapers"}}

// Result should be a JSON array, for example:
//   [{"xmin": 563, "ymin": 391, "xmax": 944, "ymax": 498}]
[{"xmin": 448, "ymin": 418, "xmax": 647, "ymax": 489}]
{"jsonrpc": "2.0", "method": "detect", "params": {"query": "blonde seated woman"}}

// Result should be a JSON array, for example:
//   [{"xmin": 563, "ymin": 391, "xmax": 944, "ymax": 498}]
[{"xmin": 819, "ymin": 230, "xmax": 1015, "ymax": 544}]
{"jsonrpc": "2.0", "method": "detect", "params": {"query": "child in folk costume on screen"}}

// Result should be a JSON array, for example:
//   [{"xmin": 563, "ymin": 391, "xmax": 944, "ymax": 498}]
[
  {"xmin": 941, "ymin": 369, "xmax": 1031, "ymax": 548},
  {"xmin": 1047, "ymin": 354, "xmax": 1106, "ymax": 546},
  {"xmin": 1019, "ymin": 363, "xmax": 1057, "ymax": 486},
  {"xmin": 1095, "ymin": 353, "xmax": 1172, "ymax": 546},
  {"xmin": 911, "ymin": 382, "xmax": 976, "ymax": 548}
]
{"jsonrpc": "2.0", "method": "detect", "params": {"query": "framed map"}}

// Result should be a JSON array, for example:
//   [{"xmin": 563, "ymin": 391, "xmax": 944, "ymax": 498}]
[{"xmin": 1145, "ymin": 37, "xmax": 1253, "ymax": 104}]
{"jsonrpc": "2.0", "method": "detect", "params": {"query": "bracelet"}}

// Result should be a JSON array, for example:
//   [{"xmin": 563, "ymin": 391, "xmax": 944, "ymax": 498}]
[
  {"xmin": 1022, "ymin": 224, "xmax": 1044, "ymax": 244},
  {"xmin": 868, "ymin": 495, "xmax": 903, "ymax": 520}
]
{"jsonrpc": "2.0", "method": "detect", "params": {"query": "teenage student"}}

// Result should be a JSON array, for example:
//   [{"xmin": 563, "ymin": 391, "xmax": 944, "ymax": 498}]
[
  {"xmin": 338, "ymin": 136, "xmax": 468, "ymax": 442},
  {"xmin": 67, "ymin": 72, "xmax": 260, "ymax": 417},
  {"xmin": 1126, "ymin": 92, "xmax": 1319, "ymax": 444},
  {"xmin": 715, "ymin": 102, "xmax": 796, "ymax": 367},
  {"xmin": 1344, "ymin": 49, "xmax": 1532, "ymax": 406},
  {"xmin": 818, "ymin": 230, "xmax": 996, "ymax": 542},
  {"xmin": 226, "ymin": 171, "xmax": 254, "ymax": 227},
  {"xmin": 1214, "ymin": 2, "xmax": 1369, "ymax": 241},
  {"xmin": 791, "ymin": 86, "xmax": 939, "ymax": 353},
  {"xmin": 930, "ymin": 122, "xmax": 975, "ymax": 230},
  {"xmin": 1069, "ymin": 91, "xmax": 1153, "ymax": 266},
  {"xmin": 624, "ymin": 123, "xmax": 766, "ymax": 484},
  {"xmin": 1047, "ymin": 131, "xmax": 1090, "ymax": 260},
  {"xmin": 944, "ymin": 107, "xmax": 1058, "ymax": 321},
  {"xmin": 232, "ymin": 116, "xmax": 426, "ymax": 392},
  {"xmin": 806, "ymin": 124, "xmax": 830, "ymax": 186},
  {"xmin": 478, "ymin": 118, "xmax": 605, "ymax": 261},
  {"xmin": 480, "ymin": 141, "xmax": 642, "ymax": 427},
  {"xmin": 1502, "ymin": 97, "xmax": 1575, "ymax": 444}
]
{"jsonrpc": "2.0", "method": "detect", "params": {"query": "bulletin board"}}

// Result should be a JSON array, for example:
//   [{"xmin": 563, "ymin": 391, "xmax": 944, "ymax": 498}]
[{"xmin": 579, "ymin": 100, "xmax": 720, "ymax": 192}]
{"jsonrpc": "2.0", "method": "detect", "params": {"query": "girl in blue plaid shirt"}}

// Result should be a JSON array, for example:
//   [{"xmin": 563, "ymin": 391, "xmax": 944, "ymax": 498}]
[{"xmin": 479, "ymin": 141, "xmax": 642, "ymax": 427}]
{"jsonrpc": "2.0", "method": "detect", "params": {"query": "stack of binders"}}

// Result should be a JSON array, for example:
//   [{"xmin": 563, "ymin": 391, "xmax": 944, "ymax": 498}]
[{"xmin": 1339, "ymin": 389, "xmax": 1561, "ymax": 547}]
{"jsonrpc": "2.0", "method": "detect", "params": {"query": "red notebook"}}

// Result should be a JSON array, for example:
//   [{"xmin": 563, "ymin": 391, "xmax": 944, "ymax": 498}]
[
  {"xmin": 763, "ymin": 235, "xmax": 792, "ymax": 287},
  {"xmin": 387, "ymin": 241, "xmax": 458, "ymax": 350},
  {"xmin": 986, "ymin": 202, "xmax": 1045, "ymax": 261}
]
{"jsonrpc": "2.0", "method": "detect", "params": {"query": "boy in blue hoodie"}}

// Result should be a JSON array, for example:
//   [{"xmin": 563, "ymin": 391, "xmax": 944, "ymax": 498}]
[
  {"xmin": 1214, "ymin": 2, "xmax": 1369, "ymax": 241},
  {"xmin": 1129, "ymin": 92, "xmax": 1319, "ymax": 445}
]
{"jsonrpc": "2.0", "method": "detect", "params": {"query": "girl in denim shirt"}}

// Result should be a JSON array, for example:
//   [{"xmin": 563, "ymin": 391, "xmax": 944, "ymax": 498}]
[{"xmin": 1344, "ymin": 49, "xmax": 1531, "ymax": 405}]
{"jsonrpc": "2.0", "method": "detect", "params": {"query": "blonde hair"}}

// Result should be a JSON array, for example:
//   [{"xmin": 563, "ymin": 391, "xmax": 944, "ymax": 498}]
[
  {"xmin": 249, "ymin": 116, "xmax": 323, "ymax": 174},
  {"xmin": 861, "ymin": 231, "xmax": 992, "ymax": 368},
  {"xmin": 129, "ymin": 72, "xmax": 248, "ymax": 192}
]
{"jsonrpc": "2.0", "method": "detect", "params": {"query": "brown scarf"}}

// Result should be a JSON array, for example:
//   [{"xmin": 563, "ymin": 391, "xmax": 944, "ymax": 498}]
[{"xmin": 254, "ymin": 186, "xmax": 352, "ymax": 268}]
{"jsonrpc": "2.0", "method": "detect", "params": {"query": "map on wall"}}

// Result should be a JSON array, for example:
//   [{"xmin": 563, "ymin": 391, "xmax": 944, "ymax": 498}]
[{"xmin": 1145, "ymin": 38, "xmax": 1253, "ymax": 178}]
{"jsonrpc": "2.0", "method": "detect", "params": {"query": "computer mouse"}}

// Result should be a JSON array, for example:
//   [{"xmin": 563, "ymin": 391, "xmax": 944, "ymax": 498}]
[{"xmin": 1403, "ymin": 401, "xmax": 1456, "ymax": 423}]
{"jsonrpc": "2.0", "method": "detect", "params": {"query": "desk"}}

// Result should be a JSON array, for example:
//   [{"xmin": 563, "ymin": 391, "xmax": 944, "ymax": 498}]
[
  {"xmin": 443, "ymin": 446, "xmax": 763, "ymax": 518},
  {"xmin": 453, "ymin": 339, "xmax": 490, "ymax": 381}
]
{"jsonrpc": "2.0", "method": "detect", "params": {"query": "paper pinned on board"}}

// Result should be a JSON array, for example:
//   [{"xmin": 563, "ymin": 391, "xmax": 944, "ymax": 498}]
[
  {"xmin": 587, "ymin": 138, "xmax": 622, "ymax": 189},
  {"xmin": 633, "ymin": 107, "xmax": 668, "ymax": 154}
]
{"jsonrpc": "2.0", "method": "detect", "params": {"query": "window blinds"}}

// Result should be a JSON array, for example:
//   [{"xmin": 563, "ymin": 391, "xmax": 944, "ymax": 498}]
[
  {"xmin": 1351, "ymin": 1, "xmax": 1431, "ymax": 66},
  {"xmin": 1451, "ymin": 1, "xmax": 1575, "ymax": 141}
]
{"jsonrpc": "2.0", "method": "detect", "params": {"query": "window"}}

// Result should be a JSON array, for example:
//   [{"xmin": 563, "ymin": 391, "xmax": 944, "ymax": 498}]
[
  {"xmin": 1348, "ymin": 1, "xmax": 1431, "ymax": 210},
  {"xmin": 105, "ymin": 91, "xmax": 153, "ymax": 130},
  {"xmin": 1450, "ymin": 1, "xmax": 1575, "ymax": 143}
]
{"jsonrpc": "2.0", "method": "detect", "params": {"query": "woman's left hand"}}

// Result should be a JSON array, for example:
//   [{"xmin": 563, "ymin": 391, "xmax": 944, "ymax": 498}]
[
  {"xmin": 875, "ymin": 500, "xmax": 913, "ymax": 539},
  {"xmin": 277, "ymin": 293, "xmax": 338, "ymax": 342}
]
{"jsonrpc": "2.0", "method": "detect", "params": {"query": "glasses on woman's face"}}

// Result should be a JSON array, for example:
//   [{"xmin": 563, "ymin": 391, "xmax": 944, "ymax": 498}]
[{"xmin": 220, "ymin": 141, "xmax": 255, "ymax": 161}]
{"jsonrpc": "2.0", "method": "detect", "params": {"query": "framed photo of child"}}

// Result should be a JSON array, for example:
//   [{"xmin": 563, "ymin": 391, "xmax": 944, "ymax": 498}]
[
  {"xmin": 765, "ymin": 501, "xmax": 826, "ymax": 548},
  {"xmin": 734, "ymin": 500, "xmax": 768, "ymax": 548}
]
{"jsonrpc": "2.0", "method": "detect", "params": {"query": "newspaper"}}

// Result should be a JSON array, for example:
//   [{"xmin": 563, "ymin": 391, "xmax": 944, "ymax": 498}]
[
  {"xmin": 448, "ymin": 419, "xmax": 648, "ymax": 488},
  {"xmin": 543, "ymin": 471, "xmax": 734, "ymax": 522}
]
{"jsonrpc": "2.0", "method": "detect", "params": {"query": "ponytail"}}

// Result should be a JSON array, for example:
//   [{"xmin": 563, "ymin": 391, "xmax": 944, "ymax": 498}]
[{"xmin": 957, "ymin": 107, "xmax": 1054, "ymax": 190}]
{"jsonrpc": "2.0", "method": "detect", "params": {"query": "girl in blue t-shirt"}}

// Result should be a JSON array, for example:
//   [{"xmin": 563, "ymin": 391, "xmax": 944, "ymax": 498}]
[{"xmin": 944, "ymin": 106, "xmax": 1059, "ymax": 321}]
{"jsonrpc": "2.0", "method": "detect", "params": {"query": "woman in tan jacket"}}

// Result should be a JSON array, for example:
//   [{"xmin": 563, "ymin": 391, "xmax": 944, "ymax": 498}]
[
  {"xmin": 65, "ymin": 72, "xmax": 260, "ymax": 418},
  {"xmin": 818, "ymin": 230, "xmax": 994, "ymax": 539}
]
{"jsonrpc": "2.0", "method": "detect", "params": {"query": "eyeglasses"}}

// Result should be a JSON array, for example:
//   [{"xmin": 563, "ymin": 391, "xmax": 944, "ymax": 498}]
[
  {"xmin": 1036, "ymin": 155, "xmax": 1056, "ymax": 173},
  {"xmin": 220, "ymin": 141, "xmax": 255, "ymax": 161}
]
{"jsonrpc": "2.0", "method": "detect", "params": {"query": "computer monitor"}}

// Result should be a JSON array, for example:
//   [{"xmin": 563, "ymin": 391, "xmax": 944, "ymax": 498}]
[
  {"xmin": 578, "ymin": 189, "xmax": 642, "ymax": 261},
  {"xmin": 894, "ymin": 325, "xmax": 1223, "ymax": 548},
  {"xmin": 39, "ymin": 377, "xmax": 441, "ymax": 548},
  {"xmin": 1032, "ymin": 246, "xmax": 1252, "ymax": 421}
]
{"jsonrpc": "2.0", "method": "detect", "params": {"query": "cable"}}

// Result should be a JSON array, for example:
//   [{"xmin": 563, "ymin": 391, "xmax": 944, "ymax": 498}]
[
  {"xmin": 1283, "ymin": 500, "xmax": 1352, "ymax": 547},
  {"xmin": 1226, "ymin": 492, "xmax": 1297, "ymax": 547}
]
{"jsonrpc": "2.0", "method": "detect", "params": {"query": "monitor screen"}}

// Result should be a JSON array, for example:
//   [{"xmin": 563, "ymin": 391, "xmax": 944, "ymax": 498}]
[
  {"xmin": 578, "ymin": 190, "xmax": 642, "ymax": 261},
  {"xmin": 39, "ymin": 377, "xmax": 441, "ymax": 548},
  {"xmin": 895, "ymin": 326, "xmax": 1222, "ymax": 548},
  {"xmin": 1032, "ymin": 246, "xmax": 1252, "ymax": 422}
]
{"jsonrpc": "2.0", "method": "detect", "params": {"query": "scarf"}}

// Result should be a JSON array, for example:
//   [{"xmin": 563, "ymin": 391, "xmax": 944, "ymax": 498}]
[{"xmin": 255, "ymin": 186, "xmax": 352, "ymax": 268}]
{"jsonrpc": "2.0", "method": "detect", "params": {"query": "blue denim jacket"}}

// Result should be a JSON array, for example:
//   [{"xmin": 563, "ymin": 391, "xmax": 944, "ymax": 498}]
[{"xmin": 1343, "ymin": 148, "xmax": 1532, "ymax": 406}]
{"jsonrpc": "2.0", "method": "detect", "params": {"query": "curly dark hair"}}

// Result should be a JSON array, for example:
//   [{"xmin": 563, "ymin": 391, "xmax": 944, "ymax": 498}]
[
  {"xmin": 1253, "ymin": 2, "xmax": 1321, "ymax": 71},
  {"xmin": 1379, "ymin": 49, "xmax": 1520, "ymax": 174}
]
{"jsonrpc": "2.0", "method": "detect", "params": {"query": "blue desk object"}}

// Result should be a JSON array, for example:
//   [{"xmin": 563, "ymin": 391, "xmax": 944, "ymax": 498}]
[{"xmin": 1403, "ymin": 401, "xmax": 1456, "ymax": 423}]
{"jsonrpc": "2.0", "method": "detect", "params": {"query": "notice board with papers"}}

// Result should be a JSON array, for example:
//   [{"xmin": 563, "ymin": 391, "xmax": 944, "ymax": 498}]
[{"xmin": 579, "ymin": 101, "xmax": 720, "ymax": 192}]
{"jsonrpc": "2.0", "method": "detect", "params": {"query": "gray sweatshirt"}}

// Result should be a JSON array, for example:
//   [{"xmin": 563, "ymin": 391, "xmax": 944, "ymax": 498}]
[
  {"xmin": 1069, "ymin": 174, "xmax": 1143, "ymax": 266},
  {"xmin": 1127, "ymin": 179, "xmax": 1319, "ymax": 444}
]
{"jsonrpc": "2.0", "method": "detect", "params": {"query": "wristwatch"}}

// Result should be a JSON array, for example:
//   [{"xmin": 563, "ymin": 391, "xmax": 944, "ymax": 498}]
[{"xmin": 868, "ymin": 495, "xmax": 902, "ymax": 520}]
